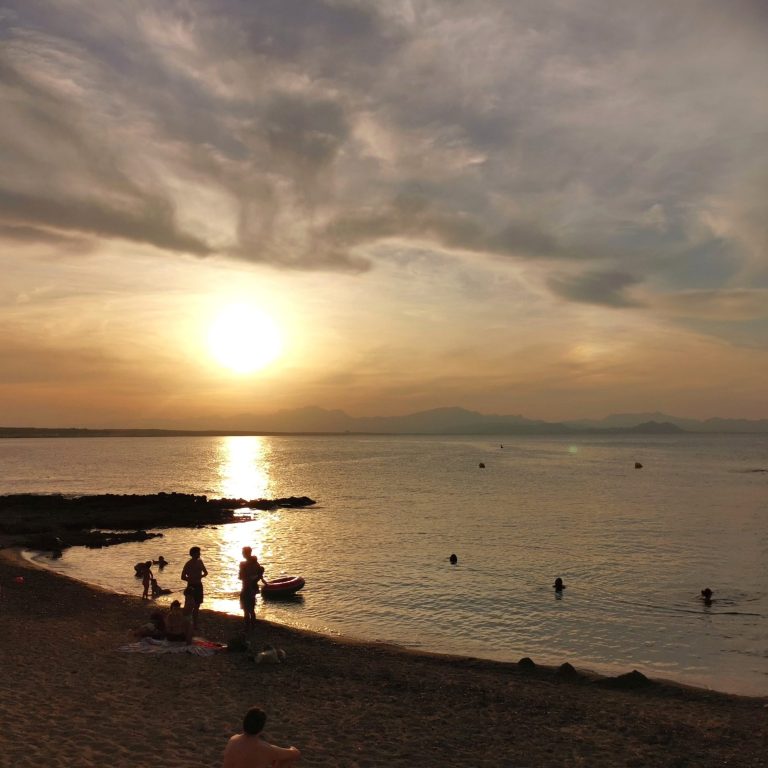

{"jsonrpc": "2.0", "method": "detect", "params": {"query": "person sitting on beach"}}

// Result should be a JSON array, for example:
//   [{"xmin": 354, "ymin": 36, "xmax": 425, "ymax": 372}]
[
  {"xmin": 701, "ymin": 588, "xmax": 714, "ymax": 606},
  {"xmin": 181, "ymin": 546, "xmax": 208, "ymax": 631},
  {"xmin": 141, "ymin": 561, "xmax": 154, "ymax": 599},
  {"xmin": 222, "ymin": 706, "xmax": 300, "ymax": 768},
  {"xmin": 150, "ymin": 577, "xmax": 171, "ymax": 598},
  {"xmin": 553, "ymin": 577, "xmax": 566, "ymax": 592},
  {"xmin": 164, "ymin": 599, "xmax": 191, "ymax": 643},
  {"xmin": 132, "ymin": 609, "xmax": 165, "ymax": 639},
  {"xmin": 238, "ymin": 546, "xmax": 266, "ymax": 632}
]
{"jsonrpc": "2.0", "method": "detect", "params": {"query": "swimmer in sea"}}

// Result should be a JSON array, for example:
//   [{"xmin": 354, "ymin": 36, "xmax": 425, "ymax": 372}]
[
  {"xmin": 701, "ymin": 587, "xmax": 713, "ymax": 606},
  {"xmin": 553, "ymin": 577, "xmax": 566, "ymax": 593}
]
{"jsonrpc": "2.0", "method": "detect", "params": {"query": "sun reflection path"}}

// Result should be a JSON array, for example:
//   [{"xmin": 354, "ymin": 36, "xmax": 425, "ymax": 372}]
[
  {"xmin": 208, "ymin": 516, "xmax": 278, "ymax": 616},
  {"xmin": 218, "ymin": 435, "xmax": 272, "ymax": 501},
  {"xmin": 211, "ymin": 437, "xmax": 277, "ymax": 615}
]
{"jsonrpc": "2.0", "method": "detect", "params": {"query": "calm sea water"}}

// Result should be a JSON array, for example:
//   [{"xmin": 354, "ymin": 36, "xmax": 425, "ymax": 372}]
[{"xmin": 2, "ymin": 433, "xmax": 767, "ymax": 696}]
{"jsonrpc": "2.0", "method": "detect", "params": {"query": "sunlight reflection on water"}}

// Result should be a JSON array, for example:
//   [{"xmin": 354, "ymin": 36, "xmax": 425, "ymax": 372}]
[{"xmin": 218, "ymin": 436, "xmax": 272, "ymax": 500}]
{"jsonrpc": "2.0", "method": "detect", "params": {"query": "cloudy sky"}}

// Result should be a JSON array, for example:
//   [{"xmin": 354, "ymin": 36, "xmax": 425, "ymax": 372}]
[{"xmin": 1, "ymin": 0, "xmax": 767, "ymax": 427}]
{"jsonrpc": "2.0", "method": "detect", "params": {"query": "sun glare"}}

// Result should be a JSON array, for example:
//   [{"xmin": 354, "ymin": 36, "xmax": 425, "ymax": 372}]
[{"xmin": 207, "ymin": 303, "xmax": 283, "ymax": 374}]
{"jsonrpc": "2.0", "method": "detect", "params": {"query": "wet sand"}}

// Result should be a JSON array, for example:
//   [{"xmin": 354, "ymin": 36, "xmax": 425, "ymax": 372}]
[{"xmin": 1, "ymin": 549, "xmax": 766, "ymax": 767}]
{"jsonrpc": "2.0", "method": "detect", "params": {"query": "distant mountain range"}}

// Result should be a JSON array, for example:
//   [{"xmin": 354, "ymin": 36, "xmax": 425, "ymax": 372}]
[{"xmin": 3, "ymin": 407, "xmax": 768, "ymax": 437}]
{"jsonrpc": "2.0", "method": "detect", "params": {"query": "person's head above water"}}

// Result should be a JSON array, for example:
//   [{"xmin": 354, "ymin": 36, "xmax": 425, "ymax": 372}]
[
  {"xmin": 701, "ymin": 588, "xmax": 713, "ymax": 600},
  {"xmin": 449, "ymin": 553, "xmax": 458, "ymax": 564},
  {"xmin": 170, "ymin": 599, "xmax": 181, "ymax": 609},
  {"xmin": 189, "ymin": 546, "xmax": 201, "ymax": 559},
  {"xmin": 242, "ymin": 707, "xmax": 267, "ymax": 736},
  {"xmin": 553, "ymin": 577, "xmax": 565, "ymax": 590}
]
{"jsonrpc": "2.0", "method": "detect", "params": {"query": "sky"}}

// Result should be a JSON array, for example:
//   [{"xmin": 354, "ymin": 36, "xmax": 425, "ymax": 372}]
[{"xmin": 1, "ymin": 0, "xmax": 767, "ymax": 428}]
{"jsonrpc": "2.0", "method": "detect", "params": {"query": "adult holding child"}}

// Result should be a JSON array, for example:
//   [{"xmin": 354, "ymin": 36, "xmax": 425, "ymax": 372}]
[
  {"xmin": 238, "ymin": 546, "xmax": 266, "ymax": 632},
  {"xmin": 181, "ymin": 545, "xmax": 208, "ymax": 632}
]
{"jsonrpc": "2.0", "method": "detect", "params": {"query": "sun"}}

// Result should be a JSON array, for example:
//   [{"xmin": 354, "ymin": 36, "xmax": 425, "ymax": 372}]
[{"xmin": 207, "ymin": 303, "xmax": 283, "ymax": 374}]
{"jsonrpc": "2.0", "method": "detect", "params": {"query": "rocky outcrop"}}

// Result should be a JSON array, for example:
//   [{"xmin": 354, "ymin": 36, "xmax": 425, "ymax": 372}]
[{"xmin": 0, "ymin": 492, "xmax": 316, "ymax": 550}]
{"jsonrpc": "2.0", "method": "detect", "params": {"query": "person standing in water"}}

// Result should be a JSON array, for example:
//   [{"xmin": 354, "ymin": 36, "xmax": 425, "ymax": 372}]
[
  {"xmin": 238, "ymin": 546, "xmax": 266, "ymax": 632},
  {"xmin": 141, "ymin": 561, "xmax": 154, "ymax": 599},
  {"xmin": 181, "ymin": 546, "xmax": 208, "ymax": 632}
]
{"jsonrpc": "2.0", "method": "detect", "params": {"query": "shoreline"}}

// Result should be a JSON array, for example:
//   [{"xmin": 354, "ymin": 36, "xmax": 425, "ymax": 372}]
[
  {"xmin": 2, "ymin": 547, "xmax": 767, "ymax": 767},
  {"xmin": 20, "ymin": 546, "xmax": 764, "ymax": 700}
]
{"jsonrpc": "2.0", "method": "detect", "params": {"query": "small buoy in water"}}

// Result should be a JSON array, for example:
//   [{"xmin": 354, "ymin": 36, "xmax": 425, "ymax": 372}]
[
  {"xmin": 479, "ymin": 462, "xmax": 485, "ymax": 468},
  {"xmin": 14, "ymin": 576, "xmax": 24, "ymax": 584},
  {"xmin": 449, "ymin": 554, "xmax": 458, "ymax": 565},
  {"xmin": 634, "ymin": 462, "xmax": 643, "ymax": 469}
]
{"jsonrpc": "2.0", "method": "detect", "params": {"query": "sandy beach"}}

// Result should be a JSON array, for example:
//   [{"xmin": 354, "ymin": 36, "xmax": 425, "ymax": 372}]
[{"xmin": 1, "ymin": 550, "xmax": 766, "ymax": 768}]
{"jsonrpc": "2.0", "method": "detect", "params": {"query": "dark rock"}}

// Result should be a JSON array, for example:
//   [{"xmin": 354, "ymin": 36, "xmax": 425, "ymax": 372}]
[
  {"xmin": 600, "ymin": 669, "xmax": 652, "ymax": 690},
  {"xmin": 518, "ymin": 657, "xmax": 536, "ymax": 672},
  {"xmin": 0, "ymin": 492, "xmax": 317, "ymax": 544},
  {"xmin": 555, "ymin": 662, "xmax": 581, "ymax": 681}
]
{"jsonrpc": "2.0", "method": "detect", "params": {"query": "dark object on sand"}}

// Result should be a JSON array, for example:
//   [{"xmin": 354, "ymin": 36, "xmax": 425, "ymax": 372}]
[
  {"xmin": 555, "ymin": 662, "xmax": 581, "ymax": 681},
  {"xmin": 478, "ymin": 462, "xmax": 485, "ymax": 469},
  {"xmin": 449, "ymin": 553, "xmax": 458, "ymax": 565},
  {"xmin": 600, "ymin": 669, "xmax": 652, "ymax": 690},
  {"xmin": 635, "ymin": 462, "xmax": 643, "ymax": 469}
]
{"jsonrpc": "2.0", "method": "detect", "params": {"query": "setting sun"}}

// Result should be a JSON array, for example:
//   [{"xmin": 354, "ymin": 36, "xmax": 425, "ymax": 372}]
[{"xmin": 207, "ymin": 303, "xmax": 283, "ymax": 374}]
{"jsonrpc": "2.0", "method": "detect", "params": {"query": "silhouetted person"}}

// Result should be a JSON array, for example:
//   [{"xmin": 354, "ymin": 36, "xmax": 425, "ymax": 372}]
[
  {"xmin": 239, "ymin": 546, "xmax": 266, "ymax": 632},
  {"xmin": 449, "ymin": 553, "xmax": 458, "ymax": 565},
  {"xmin": 553, "ymin": 577, "xmax": 566, "ymax": 593},
  {"xmin": 181, "ymin": 546, "xmax": 208, "ymax": 631},
  {"xmin": 141, "ymin": 561, "xmax": 154, "ymax": 599},
  {"xmin": 701, "ymin": 588, "xmax": 714, "ymax": 606}
]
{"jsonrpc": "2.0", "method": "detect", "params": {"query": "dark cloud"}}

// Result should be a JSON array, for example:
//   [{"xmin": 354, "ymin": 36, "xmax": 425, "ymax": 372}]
[
  {"xmin": 0, "ymin": 0, "xmax": 766, "ymax": 290},
  {"xmin": 264, "ymin": 92, "xmax": 350, "ymax": 170},
  {"xmin": 0, "ymin": 188, "xmax": 211, "ymax": 255},
  {"xmin": 548, "ymin": 270, "xmax": 642, "ymax": 307}
]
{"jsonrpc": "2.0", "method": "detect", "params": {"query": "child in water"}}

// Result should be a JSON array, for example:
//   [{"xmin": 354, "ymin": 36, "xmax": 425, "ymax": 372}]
[{"xmin": 141, "ymin": 561, "xmax": 154, "ymax": 599}]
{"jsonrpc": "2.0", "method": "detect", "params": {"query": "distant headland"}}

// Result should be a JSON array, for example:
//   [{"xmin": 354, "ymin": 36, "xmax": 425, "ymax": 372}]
[{"xmin": 2, "ymin": 406, "xmax": 768, "ymax": 436}]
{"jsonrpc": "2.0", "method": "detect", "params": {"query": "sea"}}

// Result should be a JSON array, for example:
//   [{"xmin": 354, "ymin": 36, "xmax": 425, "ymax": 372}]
[{"xmin": 2, "ymin": 433, "xmax": 767, "ymax": 696}]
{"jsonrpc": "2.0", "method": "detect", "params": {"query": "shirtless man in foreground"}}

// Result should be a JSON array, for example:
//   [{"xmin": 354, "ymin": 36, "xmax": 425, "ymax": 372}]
[{"xmin": 222, "ymin": 707, "xmax": 300, "ymax": 768}]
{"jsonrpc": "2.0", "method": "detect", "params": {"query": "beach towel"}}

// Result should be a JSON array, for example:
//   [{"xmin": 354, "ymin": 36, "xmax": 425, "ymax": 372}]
[{"xmin": 118, "ymin": 637, "xmax": 226, "ymax": 657}]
